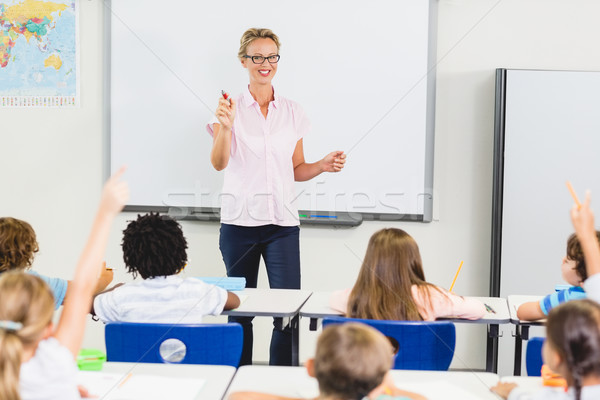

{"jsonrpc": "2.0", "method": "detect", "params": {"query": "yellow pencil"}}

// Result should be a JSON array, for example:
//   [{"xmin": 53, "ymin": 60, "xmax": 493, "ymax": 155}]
[
  {"xmin": 566, "ymin": 181, "xmax": 582, "ymax": 210},
  {"xmin": 449, "ymin": 261, "xmax": 464, "ymax": 293},
  {"xmin": 118, "ymin": 372, "xmax": 132, "ymax": 388}
]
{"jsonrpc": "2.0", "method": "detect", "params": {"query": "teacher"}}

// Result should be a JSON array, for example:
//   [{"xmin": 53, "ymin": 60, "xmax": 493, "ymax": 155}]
[{"xmin": 206, "ymin": 28, "xmax": 346, "ymax": 366}]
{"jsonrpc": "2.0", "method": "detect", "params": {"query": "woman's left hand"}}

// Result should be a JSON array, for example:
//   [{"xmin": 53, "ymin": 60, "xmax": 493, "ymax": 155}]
[{"xmin": 320, "ymin": 151, "xmax": 346, "ymax": 173}]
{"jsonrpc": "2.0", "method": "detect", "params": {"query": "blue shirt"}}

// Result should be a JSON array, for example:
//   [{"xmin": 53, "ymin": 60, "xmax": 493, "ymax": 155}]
[
  {"xmin": 539, "ymin": 286, "xmax": 586, "ymax": 316},
  {"xmin": 27, "ymin": 270, "xmax": 68, "ymax": 310}
]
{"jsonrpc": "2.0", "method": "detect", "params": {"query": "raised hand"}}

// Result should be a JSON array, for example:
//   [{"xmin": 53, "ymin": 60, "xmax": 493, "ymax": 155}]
[
  {"xmin": 571, "ymin": 191, "xmax": 595, "ymax": 240},
  {"xmin": 100, "ymin": 167, "xmax": 129, "ymax": 217}
]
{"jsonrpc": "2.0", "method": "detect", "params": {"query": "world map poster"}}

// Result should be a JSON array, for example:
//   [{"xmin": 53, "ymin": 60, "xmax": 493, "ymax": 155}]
[{"xmin": 0, "ymin": 0, "xmax": 78, "ymax": 107}]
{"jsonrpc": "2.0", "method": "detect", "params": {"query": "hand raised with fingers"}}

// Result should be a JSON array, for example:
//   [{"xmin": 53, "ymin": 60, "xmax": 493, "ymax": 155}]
[
  {"xmin": 571, "ymin": 191, "xmax": 596, "ymax": 240},
  {"xmin": 100, "ymin": 166, "xmax": 130, "ymax": 217}
]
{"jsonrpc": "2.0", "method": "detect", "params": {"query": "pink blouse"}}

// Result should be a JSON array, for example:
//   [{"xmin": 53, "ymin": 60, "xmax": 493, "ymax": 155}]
[
  {"xmin": 207, "ymin": 86, "xmax": 310, "ymax": 227},
  {"xmin": 329, "ymin": 285, "xmax": 486, "ymax": 321}
]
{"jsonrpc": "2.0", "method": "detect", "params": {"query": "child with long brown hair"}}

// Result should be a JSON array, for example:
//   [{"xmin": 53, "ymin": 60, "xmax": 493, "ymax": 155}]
[
  {"xmin": 0, "ymin": 169, "xmax": 128, "ymax": 400},
  {"xmin": 330, "ymin": 228, "xmax": 485, "ymax": 321}
]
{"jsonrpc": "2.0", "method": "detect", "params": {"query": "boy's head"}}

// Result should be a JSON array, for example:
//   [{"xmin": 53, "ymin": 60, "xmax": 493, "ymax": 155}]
[
  {"xmin": 0, "ymin": 218, "xmax": 39, "ymax": 272},
  {"xmin": 122, "ymin": 213, "xmax": 188, "ymax": 279},
  {"xmin": 564, "ymin": 231, "xmax": 600, "ymax": 284},
  {"xmin": 308, "ymin": 323, "xmax": 393, "ymax": 400}
]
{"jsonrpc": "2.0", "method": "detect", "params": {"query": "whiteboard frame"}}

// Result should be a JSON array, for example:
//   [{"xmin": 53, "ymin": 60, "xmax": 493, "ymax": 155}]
[{"xmin": 103, "ymin": 0, "xmax": 438, "ymax": 224}]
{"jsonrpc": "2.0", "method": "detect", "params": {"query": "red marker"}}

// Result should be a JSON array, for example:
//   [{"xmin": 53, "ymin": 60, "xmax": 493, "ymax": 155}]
[{"xmin": 221, "ymin": 90, "xmax": 231, "ymax": 104}]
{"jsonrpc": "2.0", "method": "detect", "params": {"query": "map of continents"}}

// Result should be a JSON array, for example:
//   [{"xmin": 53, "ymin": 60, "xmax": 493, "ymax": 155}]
[{"xmin": 0, "ymin": 0, "xmax": 76, "ymax": 105}]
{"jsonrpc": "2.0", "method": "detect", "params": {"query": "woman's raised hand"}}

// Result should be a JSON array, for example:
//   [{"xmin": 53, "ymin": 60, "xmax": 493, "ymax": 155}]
[{"xmin": 216, "ymin": 95, "xmax": 236, "ymax": 131}]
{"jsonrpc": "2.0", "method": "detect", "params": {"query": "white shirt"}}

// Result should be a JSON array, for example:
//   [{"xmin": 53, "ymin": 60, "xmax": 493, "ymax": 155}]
[
  {"xmin": 93, "ymin": 275, "xmax": 228, "ymax": 323},
  {"xmin": 584, "ymin": 273, "xmax": 600, "ymax": 304},
  {"xmin": 206, "ymin": 86, "xmax": 310, "ymax": 227},
  {"xmin": 20, "ymin": 337, "xmax": 79, "ymax": 400}
]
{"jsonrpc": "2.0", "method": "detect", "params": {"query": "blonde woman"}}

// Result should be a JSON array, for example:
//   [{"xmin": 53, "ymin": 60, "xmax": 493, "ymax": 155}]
[
  {"xmin": 207, "ymin": 28, "xmax": 346, "ymax": 366},
  {"xmin": 330, "ymin": 228, "xmax": 485, "ymax": 321},
  {"xmin": 0, "ymin": 169, "xmax": 128, "ymax": 400}
]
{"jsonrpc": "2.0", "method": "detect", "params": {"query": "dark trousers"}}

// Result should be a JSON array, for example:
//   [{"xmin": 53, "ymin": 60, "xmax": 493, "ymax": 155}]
[{"xmin": 219, "ymin": 223, "xmax": 301, "ymax": 366}]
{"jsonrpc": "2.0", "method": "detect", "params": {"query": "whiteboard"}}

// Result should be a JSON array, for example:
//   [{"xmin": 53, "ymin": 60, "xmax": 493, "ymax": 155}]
[
  {"xmin": 492, "ymin": 69, "xmax": 600, "ymax": 298},
  {"xmin": 106, "ymin": 0, "xmax": 436, "ymax": 221}
]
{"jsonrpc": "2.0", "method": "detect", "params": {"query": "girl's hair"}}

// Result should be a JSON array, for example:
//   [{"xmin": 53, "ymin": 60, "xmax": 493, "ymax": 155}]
[
  {"xmin": 0, "ymin": 217, "xmax": 39, "ymax": 272},
  {"xmin": 546, "ymin": 299, "xmax": 600, "ymax": 400},
  {"xmin": 238, "ymin": 28, "xmax": 281, "ymax": 61},
  {"xmin": 566, "ymin": 231, "xmax": 600, "ymax": 282},
  {"xmin": 122, "ymin": 213, "xmax": 188, "ymax": 279},
  {"xmin": 0, "ymin": 272, "xmax": 54, "ymax": 400},
  {"xmin": 314, "ymin": 323, "xmax": 392, "ymax": 400},
  {"xmin": 347, "ymin": 228, "xmax": 441, "ymax": 320}
]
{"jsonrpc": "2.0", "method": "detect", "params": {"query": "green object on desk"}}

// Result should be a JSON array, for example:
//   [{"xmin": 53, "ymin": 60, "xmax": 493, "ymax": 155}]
[{"xmin": 77, "ymin": 349, "xmax": 106, "ymax": 371}]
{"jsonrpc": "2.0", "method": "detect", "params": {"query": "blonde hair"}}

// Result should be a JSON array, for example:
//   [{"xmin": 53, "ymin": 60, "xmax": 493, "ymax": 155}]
[
  {"xmin": 238, "ymin": 28, "xmax": 281, "ymax": 61},
  {"xmin": 0, "ymin": 272, "xmax": 54, "ymax": 400},
  {"xmin": 347, "ymin": 228, "xmax": 442, "ymax": 320},
  {"xmin": 314, "ymin": 323, "xmax": 393, "ymax": 399},
  {"xmin": 0, "ymin": 217, "xmax": 39, "ymax": 272}
]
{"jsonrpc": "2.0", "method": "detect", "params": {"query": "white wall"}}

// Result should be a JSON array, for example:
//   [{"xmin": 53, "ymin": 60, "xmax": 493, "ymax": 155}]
[{"xmin": 4, "ymin": 0, "xmax": 600, "ymax": 374}]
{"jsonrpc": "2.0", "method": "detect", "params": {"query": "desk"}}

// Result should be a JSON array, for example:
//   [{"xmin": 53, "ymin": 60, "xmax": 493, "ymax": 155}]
[
  {"xmin": 223, "ymin": 288, "xmax": 313, "ymax": 366},
  {"xmin": 226, "ymin": 365, "xmax": 501, "ymax": 400},
  {"xmin": 300, "ymin": 292, "xmax": 510, "ymax": 373},
  {"xmin": 507, "ymin": 295, "xmax": 545, "ymax": 376},
  {"xmin": 79, "ymin": 362, "xmax": 236, "ymax": 400}
]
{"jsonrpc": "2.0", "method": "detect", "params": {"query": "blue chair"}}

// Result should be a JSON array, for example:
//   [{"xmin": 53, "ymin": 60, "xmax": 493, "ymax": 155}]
[
  {"xmin": 105, "ymin": 322, "xmax": 243, "ymax": 367},
  {"xmin": 322, "ymin": 317, "xmax": 455, "ymax": 370},
  {"xmin": 526, "ymin": 337, "xmax": 545, "ymax": 376}
]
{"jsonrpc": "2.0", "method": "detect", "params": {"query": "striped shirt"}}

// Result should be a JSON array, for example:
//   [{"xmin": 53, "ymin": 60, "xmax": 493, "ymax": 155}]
[{"xmin": 539, "ymin": 286, "xmax": 586, "ymax": 315}]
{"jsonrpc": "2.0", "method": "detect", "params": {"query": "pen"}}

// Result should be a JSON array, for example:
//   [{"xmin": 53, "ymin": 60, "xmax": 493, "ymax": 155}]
[
  {"xmin": 484, "ymin": 303, "xmax": 496, "ymax": 314},
  {"xmin": 118, "ymin": 372, "xmax": 132, "ymax": 388},
  {"xmin": 566, "ymin": 181, "xmax": 582, "ymax": 210}
]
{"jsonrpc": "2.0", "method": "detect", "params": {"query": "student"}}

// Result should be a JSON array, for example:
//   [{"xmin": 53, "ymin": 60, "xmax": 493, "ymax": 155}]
[
  {"xmin": 228, "ymin": 322, "xmax": 426, "ymax": 400},
  {"xmin": 570, "ymin": 192, "xmax": 600, "ymax": 304},
  {"xmin": 330, "ymin": 228, "xmax": 485, "ymax": 321},
  {"xmin": 0, "ymin": 216, "xmax": 114, "ymax": 309},
  {"xmin": 516, "ymin": 230, "xmax": 600, "ymax": 321},
  {"xmin": 0, "ymin": 169, "xmax": 128, "ymax": 400},
  {"xmin": 492, "ymin": 299, "xmax": 600, "ymax": 400},
  {"xmin": 93, "ymin": 212, "xmax": 240, "ymax": 323}
]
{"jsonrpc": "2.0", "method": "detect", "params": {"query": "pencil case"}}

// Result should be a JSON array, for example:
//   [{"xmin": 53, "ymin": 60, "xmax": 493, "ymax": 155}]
[
  {"xmin": 195, "ymin": 277, "xmax": 246, "ymax": 291},
  {"xmin": 77, "ymin": 349, "xmax": 106, "ymax": 371}
]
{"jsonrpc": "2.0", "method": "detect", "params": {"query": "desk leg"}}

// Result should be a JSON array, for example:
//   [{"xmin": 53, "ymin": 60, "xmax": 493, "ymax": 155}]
[
  {"xmin": 513, "ymin": 325, "xmax": 530, "ymax": 376},
  {"xmin": 292, "ymin": 314, "xmax": 300, "ymax": 366},
  {"xmin": 486, "ymin": 324, "xmax": 499, "ymax": 373},
  {"xmin": 309, "ymin": 317, "xmax": 318, "ymax": 331}
]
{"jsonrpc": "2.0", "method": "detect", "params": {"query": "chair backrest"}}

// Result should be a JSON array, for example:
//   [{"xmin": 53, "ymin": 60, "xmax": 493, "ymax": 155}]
[
  {"xmin": 526, "ymin": 337, "xmax": 545, "ymax": 376},
  {"xmin": 322, "ymin": 317, "xmax": 456, "ymax": 370},
  {"xmin": 105, "ymin": 322, "xmax": 243, "ymax": 367}
]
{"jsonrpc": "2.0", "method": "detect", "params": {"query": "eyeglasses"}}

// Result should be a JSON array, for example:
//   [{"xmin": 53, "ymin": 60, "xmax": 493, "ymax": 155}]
[{"xmin": 244, "ymin": 54, "xmax": 280, "ymax": 64}]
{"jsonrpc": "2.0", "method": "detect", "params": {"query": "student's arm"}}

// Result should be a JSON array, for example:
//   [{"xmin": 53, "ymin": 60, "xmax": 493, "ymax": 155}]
[
  {"xmin": 224, "ymin": 291, "xmax": 241, "ymax": 310},
  {"xmin": 210, "ymin": 97, "xmax": 236, "ymax": 171},
  {"xmin": 54, "ymin": 169, "xmax": 129, "ymax": 357},
  {"xmin": 490, "ymin": 382, "xmax": 518, "ymax": 399},
  {"xmin": 90, "ymin": 282, "xmax": 125, "ymax": 316},
  {"xmin": 61, "ymin": 264, "xmax": 113, "ymax": 306},
  {"xmin": 292, "ymin": 139, "xmax": 346, "ymax": 182},
  {"xmin": 572, "ymin": 192, "xmax": 600, "ymax": 278},
  {"xmin": 516, "ymin": 301, "xmax": 544, "ymax": 321}
]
